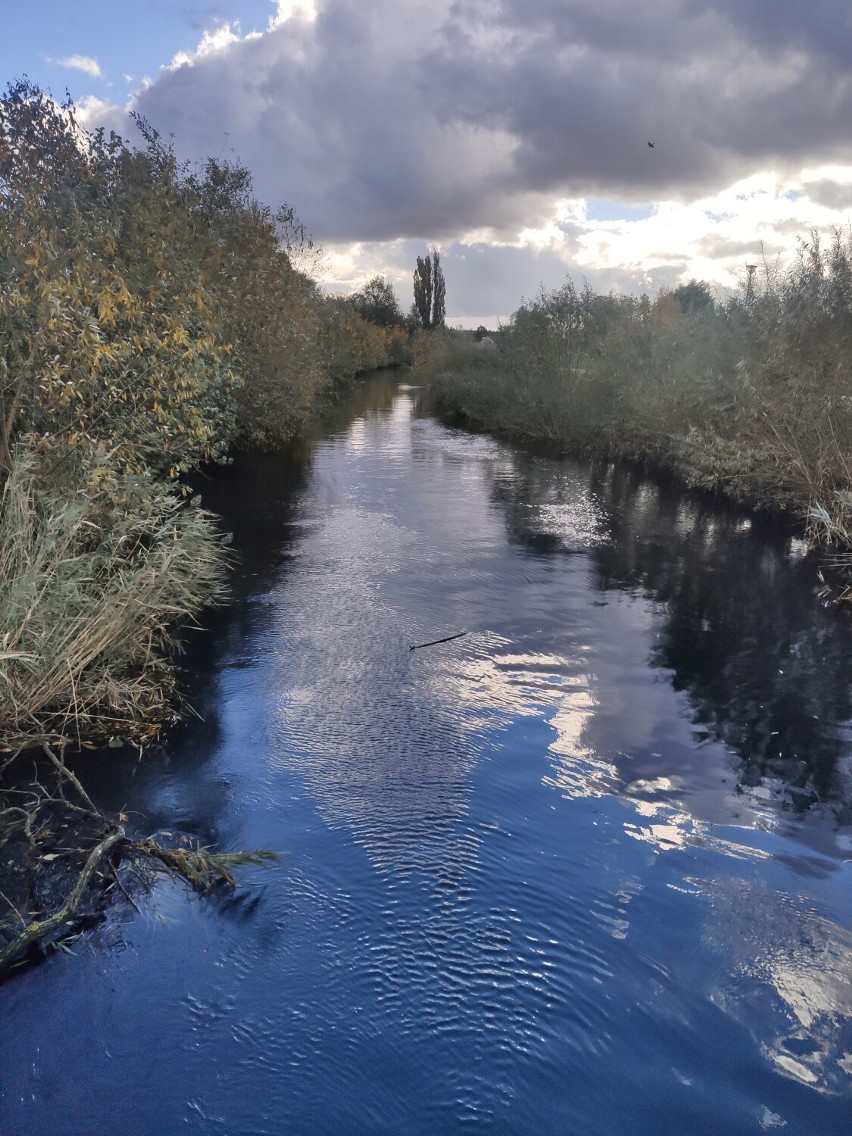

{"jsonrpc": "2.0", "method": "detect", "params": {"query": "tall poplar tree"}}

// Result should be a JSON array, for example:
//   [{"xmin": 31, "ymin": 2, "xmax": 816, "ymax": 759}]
[{"xmin": 413, "ymin": 249, "xmax": 446, "ymax": 330}]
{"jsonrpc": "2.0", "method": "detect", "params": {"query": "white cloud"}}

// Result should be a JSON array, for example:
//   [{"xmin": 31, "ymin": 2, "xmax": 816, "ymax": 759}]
[
  {"xmin": 76, "ymin": 94, "xmax": 123, "ymax": 124},
  {"xmin": 74, "ymin": 0, "xmax": 852, "ymax": 323},
  {"xmin": 45, "ymin": 54, "xmax": 102, "ymax": 78},
  {"xmin": 269, "ymin": 0, "xmax": 318, "ymax": 26},
  {"xmin": 167, "ymin": 23, "xmax": 245, "ymax": 70}
]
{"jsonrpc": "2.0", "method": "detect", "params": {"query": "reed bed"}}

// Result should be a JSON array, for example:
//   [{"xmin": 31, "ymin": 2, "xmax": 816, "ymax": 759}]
[{"xmin": 0, "ymin": 447, "xmax": 229, "ymax": 751}]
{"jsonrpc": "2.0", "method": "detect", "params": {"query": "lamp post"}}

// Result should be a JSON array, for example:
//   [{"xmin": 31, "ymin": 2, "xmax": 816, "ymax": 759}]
[{"xmin": 745, "ymin": 263, "xmax": 757, "ymax": 306}]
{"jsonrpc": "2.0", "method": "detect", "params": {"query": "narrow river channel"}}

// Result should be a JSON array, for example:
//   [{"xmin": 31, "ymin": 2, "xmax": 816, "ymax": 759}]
[{"xmin": 2, "ymin": 374, "xmax": 851, "ymax": 1135}]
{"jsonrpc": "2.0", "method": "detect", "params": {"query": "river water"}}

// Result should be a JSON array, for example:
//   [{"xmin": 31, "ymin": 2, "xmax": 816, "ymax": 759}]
[{"xmin": 2, "ymin": 374, "xmax": 851, "ymax": 1135}]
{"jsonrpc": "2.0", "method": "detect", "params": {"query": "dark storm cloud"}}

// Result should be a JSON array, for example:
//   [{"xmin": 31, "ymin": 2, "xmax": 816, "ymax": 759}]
[
  {"xmin": 115, "ymin": 0, "xmax": 852, "ymax": 245},
  {"xmin": 127, "ymin": 3, "xmax": 537, "ymax": 242},
  {"xmin": 696, "ymin": 236, "xmax": 770, "ymax": 261},
  {"xmin": 429, "ymin": 0, "xmax": 852, "ymax": 198},
  {"xmin": 683, "ymin": 0, "xmax": 852, "ymax": 64},
  {"xmin": 805, "ymin": 179, "xmax": 852, "ymax": 212}
]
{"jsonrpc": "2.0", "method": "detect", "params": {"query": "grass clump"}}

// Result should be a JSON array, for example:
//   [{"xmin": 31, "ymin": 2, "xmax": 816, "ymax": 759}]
[{"xmin": 0, "ymin": 447, "xmax": 229, "ymax": 751}]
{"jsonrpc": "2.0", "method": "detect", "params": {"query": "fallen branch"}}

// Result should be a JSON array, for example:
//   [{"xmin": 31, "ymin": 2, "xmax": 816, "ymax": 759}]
[
  {"xmin": 409, "ymin": 630, "xmax": 469, "ymax": 652},
  {"xmin": 134, "ymin": 842, "xmax": 278, "ymax": 891},
  {"xmin": 0, "ymin": 744, "xmax": 279, "ymax": 979},
  {"xmin": 0, "ymin": 828, "xmax": 125, "ymax": 973}
]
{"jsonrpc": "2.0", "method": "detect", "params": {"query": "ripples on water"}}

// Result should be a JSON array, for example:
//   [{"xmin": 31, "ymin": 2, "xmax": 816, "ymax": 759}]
[{"xmin": 2, "ymin": 376, "xmax": 850, "ymax": 1135}]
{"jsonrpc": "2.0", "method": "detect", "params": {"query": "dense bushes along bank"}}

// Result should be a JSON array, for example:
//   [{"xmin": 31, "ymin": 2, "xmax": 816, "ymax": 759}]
[
  {"xmin": 418, "ymin": 239, "xmax": 852, "ymax": 598},
  {"xmin": 0, "ymin": 80, "xmax": 406, "ymax": 753}
]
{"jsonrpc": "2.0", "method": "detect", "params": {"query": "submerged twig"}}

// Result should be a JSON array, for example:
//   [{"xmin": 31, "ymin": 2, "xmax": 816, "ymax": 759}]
[
  {"xmin": 110, "ymin": 864, "xmax": 143, "ymax": 916},
  {"xmin": 409, "ymin": 630, "xmax": 469, "ymax": 652}
]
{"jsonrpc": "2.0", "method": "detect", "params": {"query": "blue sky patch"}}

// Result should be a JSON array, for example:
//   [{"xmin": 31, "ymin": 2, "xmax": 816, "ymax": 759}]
[{"xmin": 585, "ymin": 200, "xmax": 655, "ymax": 223}]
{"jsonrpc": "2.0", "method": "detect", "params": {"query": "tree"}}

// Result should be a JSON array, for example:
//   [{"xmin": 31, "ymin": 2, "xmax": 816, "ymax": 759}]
[
  {"xmin": 673, "ymin": 279, "xmax": 715, "ymax": 317},
  {"xmin": 346, "ymin": 275, "xmax": 404, "ymax": 327},
  {"xmin": 0, "ymin": 81, "xmax": 238, "ymax": 481},
  {"xmin": 413, "ymin": 249, "xmax": 446, "ymax": 330}
]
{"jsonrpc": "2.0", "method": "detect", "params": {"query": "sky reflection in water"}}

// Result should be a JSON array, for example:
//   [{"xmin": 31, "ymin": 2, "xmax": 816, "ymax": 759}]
[{"xmin": 264, "ymin": 385, "xmax": 852, "ymax": 1103}]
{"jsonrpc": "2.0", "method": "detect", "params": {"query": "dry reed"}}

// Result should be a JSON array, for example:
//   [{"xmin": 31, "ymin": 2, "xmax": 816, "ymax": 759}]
[{"xmin": 0, "ymin": 446, "xmax": 230, "ymax": 750}]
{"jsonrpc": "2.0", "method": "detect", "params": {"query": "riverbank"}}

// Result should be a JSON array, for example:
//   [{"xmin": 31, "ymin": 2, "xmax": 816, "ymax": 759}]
[
  {"xmin": 415, "ymin": 247, "xmax": 852, "ymax": 600},
  {"xmin": 0, "ymin": 80, "xmax": 408, "ymax": 756}
]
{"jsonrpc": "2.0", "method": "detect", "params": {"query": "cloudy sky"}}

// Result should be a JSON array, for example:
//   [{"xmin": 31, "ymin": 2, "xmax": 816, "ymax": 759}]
[{"xmin": 5, "ymin": 0, "xmax": 852, "ymax": 325}]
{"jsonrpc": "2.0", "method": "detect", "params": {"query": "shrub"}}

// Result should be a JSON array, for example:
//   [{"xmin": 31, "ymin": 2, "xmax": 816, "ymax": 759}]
[{"xmin": 0, "ymin": 82, "xmax": 239, "ymax": 480}]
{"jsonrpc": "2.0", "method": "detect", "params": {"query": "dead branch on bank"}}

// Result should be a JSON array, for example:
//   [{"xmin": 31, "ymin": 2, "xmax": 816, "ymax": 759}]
[{"xmin": 0, "ymin": 827, "xmax": 125, "ymax": 973}]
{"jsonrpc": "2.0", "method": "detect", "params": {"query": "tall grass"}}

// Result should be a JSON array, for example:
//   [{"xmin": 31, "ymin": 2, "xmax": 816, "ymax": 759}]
[{"xmin": 0, "ymin": 447, "xmax": 229, "ymax": 750}]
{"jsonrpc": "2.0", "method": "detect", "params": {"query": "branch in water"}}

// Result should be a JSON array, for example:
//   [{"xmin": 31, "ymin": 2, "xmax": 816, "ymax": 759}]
[
  {"xmin": 409, "ymin": 630, "xmax": 468, "ymax": 652},
  {"xmin": 0, "ymin": 828, "xmax": 126, "ymax": 973}
]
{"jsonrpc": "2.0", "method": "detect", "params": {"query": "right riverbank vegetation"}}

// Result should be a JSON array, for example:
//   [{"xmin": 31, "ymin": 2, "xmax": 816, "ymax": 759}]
[{"xmin": 416, "ymin": 237, "xmax": 852, "ymax": 598}]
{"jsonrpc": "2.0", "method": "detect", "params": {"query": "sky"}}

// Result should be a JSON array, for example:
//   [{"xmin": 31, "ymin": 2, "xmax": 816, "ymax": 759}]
[{"xmin": 4, "ymin": 0, "xmax": 852, "ymax": 326}]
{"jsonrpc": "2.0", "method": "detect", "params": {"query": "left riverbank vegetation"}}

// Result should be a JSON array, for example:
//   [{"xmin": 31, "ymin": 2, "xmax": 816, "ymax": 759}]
[
  {"xmin": 0, "ymin": 77, "xmax": 411, "ymax": 972},
  {"xmin": 0, "ymin": 77, "xmax": 408, "ymax": 752},
  {"xmin": 417, "ymin": 231, "xmax": 852, "ymax": 598}
]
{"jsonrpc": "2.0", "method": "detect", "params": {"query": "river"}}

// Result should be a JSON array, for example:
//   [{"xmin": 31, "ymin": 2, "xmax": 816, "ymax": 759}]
[{"xmin": 1, "ymin": 374, "xmax": 850, "ymax": 1135}]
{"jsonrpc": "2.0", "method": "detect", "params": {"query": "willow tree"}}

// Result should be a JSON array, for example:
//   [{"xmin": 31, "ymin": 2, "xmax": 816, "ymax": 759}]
[{"xmin": 413, "ymin": 249, "xmax": 446, "ymax": 330}]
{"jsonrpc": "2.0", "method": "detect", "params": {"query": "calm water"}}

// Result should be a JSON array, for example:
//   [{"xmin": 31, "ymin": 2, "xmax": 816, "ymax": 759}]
[{"xmin": 2, "ymin": 375, "xmax": 851, "ymax": 1135}]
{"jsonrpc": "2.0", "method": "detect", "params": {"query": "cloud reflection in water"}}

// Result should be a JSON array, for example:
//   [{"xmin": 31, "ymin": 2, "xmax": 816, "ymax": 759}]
[{"xmin": 266, "ymin": 388, "xmax": 852, "ymax": 1101}]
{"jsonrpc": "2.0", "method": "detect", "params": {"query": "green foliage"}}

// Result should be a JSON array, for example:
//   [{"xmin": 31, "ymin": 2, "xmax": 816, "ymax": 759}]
[
  {"xmin": 177, "ymin": 150, "xmax": 332, "ymax": 447},
  {"xmin": 345, "ymin": 276, "xmax": 405, "ymax": 328},
  {"xmin": 413, "ymin": 249, "xmax": 446, "ymax": 330},
  {"xmin": 0, "ymin": 79, "xmax": 394, "ymax": 465},
  {"xmin": 321, "ymin": 302, "xmax": 411, "ymax": 382},
  {"xmin": 0, "ymin": 81, "xmax": 238, "ymax": 481},
  {"xmin": 179, "ymin": 153, "xmax": 405, "ymax": 446},
  {"xmin": 673, "ymin": 279, "xmax": 715, "ymax": 317}
]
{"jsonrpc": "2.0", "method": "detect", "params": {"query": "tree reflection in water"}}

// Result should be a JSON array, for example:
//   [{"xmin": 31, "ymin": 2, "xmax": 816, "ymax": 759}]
[{"xmin": 490, "ymin": 452, "xmax": 852, "ymax": 831}]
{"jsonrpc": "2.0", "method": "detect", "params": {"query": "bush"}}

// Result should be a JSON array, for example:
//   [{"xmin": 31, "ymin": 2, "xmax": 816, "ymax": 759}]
[{"xmin": 0, "ymin": 86, "xmax": 240, "ymax": 481}]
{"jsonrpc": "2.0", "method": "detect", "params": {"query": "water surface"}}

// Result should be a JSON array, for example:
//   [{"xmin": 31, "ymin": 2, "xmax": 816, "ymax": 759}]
[{"xmin": 2, "ymin": 375, "xmax": 850, "ymax": 1135}]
